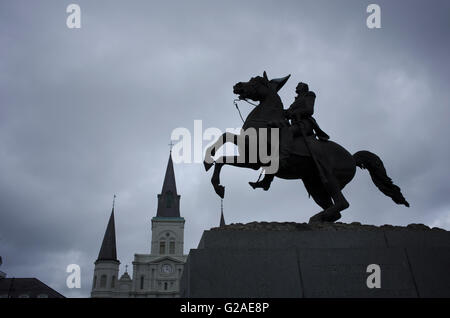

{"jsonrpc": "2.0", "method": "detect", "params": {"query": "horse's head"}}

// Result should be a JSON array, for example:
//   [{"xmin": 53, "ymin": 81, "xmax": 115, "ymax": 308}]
[{"xmin": 233, "ymin": 71, "xmax": 290, "ymax": 103}]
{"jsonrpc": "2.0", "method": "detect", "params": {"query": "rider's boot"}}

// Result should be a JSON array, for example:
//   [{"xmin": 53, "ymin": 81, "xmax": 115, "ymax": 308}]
[{"xmin": 249, "ymin": 174, "xmax": 274, "ymax": 191}]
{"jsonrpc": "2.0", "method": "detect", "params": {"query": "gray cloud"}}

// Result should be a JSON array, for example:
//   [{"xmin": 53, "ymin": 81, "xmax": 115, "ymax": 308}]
[{"xmin": 0, "ymin": 0, "xmax": 449, "ymax": 297}]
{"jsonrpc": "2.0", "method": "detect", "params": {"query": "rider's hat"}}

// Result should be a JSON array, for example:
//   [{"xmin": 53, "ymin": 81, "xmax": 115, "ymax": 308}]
[{"xmin": 296, "ymin": 82, "xmax": 309, "ymax": 92}]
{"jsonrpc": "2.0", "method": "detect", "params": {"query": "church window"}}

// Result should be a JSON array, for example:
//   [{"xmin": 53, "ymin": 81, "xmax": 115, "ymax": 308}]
[
  {"xmin": 151, "ymin": 269, "xmax": 155, "ymax": 289},
  {"xmin": 140, "ymin": 275, "xmax": 144, "ymax": 290},
  {"xmin": 164, "ymin": 282, "xmax": 168, "ymax": 290},
  {"xmin": 100, "ymin": 275, "xmax": 107, "ymax": 288},
  {"xmin": 165, "ymin": 191, "xmax": 174, "ymax": 208},
  {"xmin": 169, "ymin": 241, "xmax": 175, "ymax": 254},
  {"xmin": 111, "ymin": 276, "xmax": 115, "ymax": 288},
  {"xmin": 93, "ymin": 275, "xmax": 97, "ymax": 289},
  {"xmin": 160, "ymin": 241, "xmax": 166, "ymax": 254}
]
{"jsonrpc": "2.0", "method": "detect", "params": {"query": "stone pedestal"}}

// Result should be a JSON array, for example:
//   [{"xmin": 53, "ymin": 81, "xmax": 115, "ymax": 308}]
[{"xmin": 180, "ymin": 222, "xmax": 450, "ymax": 298}]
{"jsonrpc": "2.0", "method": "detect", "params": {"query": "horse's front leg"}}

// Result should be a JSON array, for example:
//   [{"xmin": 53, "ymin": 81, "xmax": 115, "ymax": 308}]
[
  {"xmin": 211, "ymin": 160, "xmax": 225, "ymax": 198},
  {"xmin": 211, "ymin": 155, "xmax": 260, "ymax": 198},
  {"xmin": 204, "ymin": 132, "xmax": 239, "ymax": 171}
]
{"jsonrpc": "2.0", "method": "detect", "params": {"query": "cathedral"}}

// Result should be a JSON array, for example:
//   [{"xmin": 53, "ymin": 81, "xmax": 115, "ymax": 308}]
[{"xmin": 91, "ymin": 152, "xmax": 187, "ymax": 298}]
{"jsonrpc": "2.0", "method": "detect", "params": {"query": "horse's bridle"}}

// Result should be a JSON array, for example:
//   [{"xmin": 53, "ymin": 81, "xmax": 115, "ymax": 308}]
[{"xmin": 233, "ymin": 98, "xmax": 259, "ymax": 123}]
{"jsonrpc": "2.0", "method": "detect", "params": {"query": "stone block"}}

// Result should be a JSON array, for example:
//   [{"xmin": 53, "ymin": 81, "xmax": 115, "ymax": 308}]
[
  {"xmin": 181, "ymin": 248, "xmax": 302, "ymax": 298},
  {"xmin": 180, "ymin": 222, "xmax": 450, "ymax": 298}
]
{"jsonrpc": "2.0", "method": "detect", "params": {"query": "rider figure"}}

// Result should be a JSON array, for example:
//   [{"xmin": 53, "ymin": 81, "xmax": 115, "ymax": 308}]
[
  {"xmin": 286, "ymin": 82, "xmax": 329, "ymax": 142},
  {"xmin": 249, "ymin": 82, "xmax": 329, "ymax": 190}
]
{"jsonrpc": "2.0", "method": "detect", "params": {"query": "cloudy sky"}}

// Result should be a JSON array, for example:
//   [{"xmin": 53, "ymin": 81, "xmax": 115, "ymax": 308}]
[{"xmin": 1, "ymin": 0, "xmax": 449, "ymax": 297}]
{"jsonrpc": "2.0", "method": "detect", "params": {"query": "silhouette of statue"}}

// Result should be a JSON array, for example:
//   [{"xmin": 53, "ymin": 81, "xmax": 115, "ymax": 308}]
[
  {"xmin": 204, "ymin": 71, "xmax": 409, "ymax": 223},
  {"xmin": 249, "ymin": 81, "xmax": 329, "ymax": 191}
]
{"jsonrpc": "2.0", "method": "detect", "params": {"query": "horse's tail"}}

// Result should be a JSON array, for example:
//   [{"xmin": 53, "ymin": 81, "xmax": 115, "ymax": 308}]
[{"xmin": 353, "ymin": 150, "xmax": 409, "ymax": 207}]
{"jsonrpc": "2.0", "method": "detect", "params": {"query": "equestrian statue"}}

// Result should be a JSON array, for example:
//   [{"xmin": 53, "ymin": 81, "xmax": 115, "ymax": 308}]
[{"xmin": 203, "ymin": 71, "xmax": 409, "ymax": 223}]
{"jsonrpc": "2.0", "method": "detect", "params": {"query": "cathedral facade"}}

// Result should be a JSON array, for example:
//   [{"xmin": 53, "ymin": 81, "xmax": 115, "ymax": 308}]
[{"xmin": 91, "ymin": 152, "xmax": 187, "ymax": 298}]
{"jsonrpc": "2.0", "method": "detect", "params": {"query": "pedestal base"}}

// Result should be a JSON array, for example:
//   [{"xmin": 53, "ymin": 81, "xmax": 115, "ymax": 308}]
[{"xmin": 180, "ymin": 222, "xmax": 450, "ymax": 298}]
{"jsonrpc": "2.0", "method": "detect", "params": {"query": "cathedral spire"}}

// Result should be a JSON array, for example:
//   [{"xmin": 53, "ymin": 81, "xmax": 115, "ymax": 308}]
[
  {"xmin": 96, "ymin": 196, "xmax": 118, "ymax": 262},
  {"xmin": 156, "ymin": 151, "xmax": 181, "ymax": 218}
]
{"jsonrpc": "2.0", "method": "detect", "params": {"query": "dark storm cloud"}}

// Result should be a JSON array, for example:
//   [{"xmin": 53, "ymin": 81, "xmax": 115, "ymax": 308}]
[{"xmin": 0, "ymin": 0, "xmax": 449, "ymax": 297}]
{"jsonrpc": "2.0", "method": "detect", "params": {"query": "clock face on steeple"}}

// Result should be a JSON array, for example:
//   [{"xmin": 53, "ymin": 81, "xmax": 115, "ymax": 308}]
[{"xmin": 161, "ymin": 264, "xmax": 173, "ymax": 274}]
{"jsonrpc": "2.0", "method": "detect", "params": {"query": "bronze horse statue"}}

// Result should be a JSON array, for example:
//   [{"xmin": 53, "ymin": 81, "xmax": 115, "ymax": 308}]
[{"xmin": 204, "ymin": 72, "xmax": 409, "ymax": 223}]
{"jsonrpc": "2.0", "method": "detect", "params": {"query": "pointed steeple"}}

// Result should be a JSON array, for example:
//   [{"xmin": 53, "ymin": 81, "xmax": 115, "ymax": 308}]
[
  {"xmin": 219, "ymin": 199, "xmax": 226, "ymax": 227},
  {"xmin": 97, "ymin": 197, "xmax": 118, "ymax": 262},
  {"xmin": 161, "ymin": 151, "xmax": 178, "ymax": 195},
  {"xmin": 220, "ymin": 211, "xmax": 226, "ymax": 227},
  {"xmin": 156, "ymin": 152, "xmax": 181, "ymax": 218}
]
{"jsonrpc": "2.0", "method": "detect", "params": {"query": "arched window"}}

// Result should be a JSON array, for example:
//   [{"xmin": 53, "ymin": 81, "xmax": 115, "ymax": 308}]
[
  {"xmin": 164, "ymin": 282, "xmax": 168, "ymax": 290},
  {"xmin": 151, "ymin": 269, "xmax": 155, "ymax": 289},
  {"xmin": 160, "ymin": 241, "xmax": 166, "ymax": 254},
  {"xmin": 100, "ymin": 275, "xmax": 107, "ymax": 288},
  {"xmin": 169, "ymin": 241, "xmax": 175, "ymax": 254},
  {"xmin": 111, "ymin": 275, "xmax": 115, "ymax": 288},
  {"xmin": 140, "ymin": 275, "xmax": 144, "ymax": 290},
  {"xmin": 93, "ymin": 275, "xmax": 97, "ymax": 289}
]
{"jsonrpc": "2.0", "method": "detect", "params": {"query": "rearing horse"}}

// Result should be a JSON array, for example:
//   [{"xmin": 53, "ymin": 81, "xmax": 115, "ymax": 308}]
[{"xmin": 204, "ymin": 71, "xmax": 409, "ymax": 223}]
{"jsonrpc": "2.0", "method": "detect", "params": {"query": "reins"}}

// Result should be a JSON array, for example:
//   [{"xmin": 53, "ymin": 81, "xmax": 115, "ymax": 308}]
[
  {"xmin": 232, "ymin": 98, "xmax": 265, "ymax": 184},
  {"xmin": 233, "ymin": 99, "xmax": 245, "ymax": 123},
  {"xmin": 233, "ymin": 98, "xmax": 259, "ymax": 124}
]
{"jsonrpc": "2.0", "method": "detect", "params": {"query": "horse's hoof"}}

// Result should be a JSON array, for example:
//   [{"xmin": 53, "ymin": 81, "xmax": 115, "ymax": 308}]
[
  {"xmin": 308, "ymin": 212, "xmax": 324, "ymax": 224},
  {"xmin": 204, "ymin": 160, "xmax": 214, "ymax": 172},
  {"xmin": 323, "ymin": 211, "xmax": 342, "ymax": 222},
  {"xmin": 214, "ymin": 184, "xmax": 225, "ymax": 198}
]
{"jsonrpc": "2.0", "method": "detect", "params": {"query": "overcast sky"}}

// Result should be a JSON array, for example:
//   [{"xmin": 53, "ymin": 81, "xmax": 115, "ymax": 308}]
[{"xmin": 1, "ymin": 0, "xmax": 449, "ymax": 297}]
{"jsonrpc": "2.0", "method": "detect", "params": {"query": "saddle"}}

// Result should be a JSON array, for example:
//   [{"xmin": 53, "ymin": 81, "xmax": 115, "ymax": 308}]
[
  {"xmin": 268, "ymin": 118, "xmax": 331, "ymax": 168},
  {"xmin": 280, "ymin": 125, "xmax": 330, "ymax": 169}
]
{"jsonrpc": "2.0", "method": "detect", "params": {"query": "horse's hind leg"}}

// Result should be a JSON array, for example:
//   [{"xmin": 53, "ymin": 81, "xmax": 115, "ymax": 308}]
[
  {"xmin": 324, "ymin": 179, "xmax": 349, "ymax": 222},
  {"xmin": 309, "ymin": 173, "xmax": 349, "ymax": 223},
  {"xmin": 302, "ymin": 178, "xmax": 333, "ymax": 211}
]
